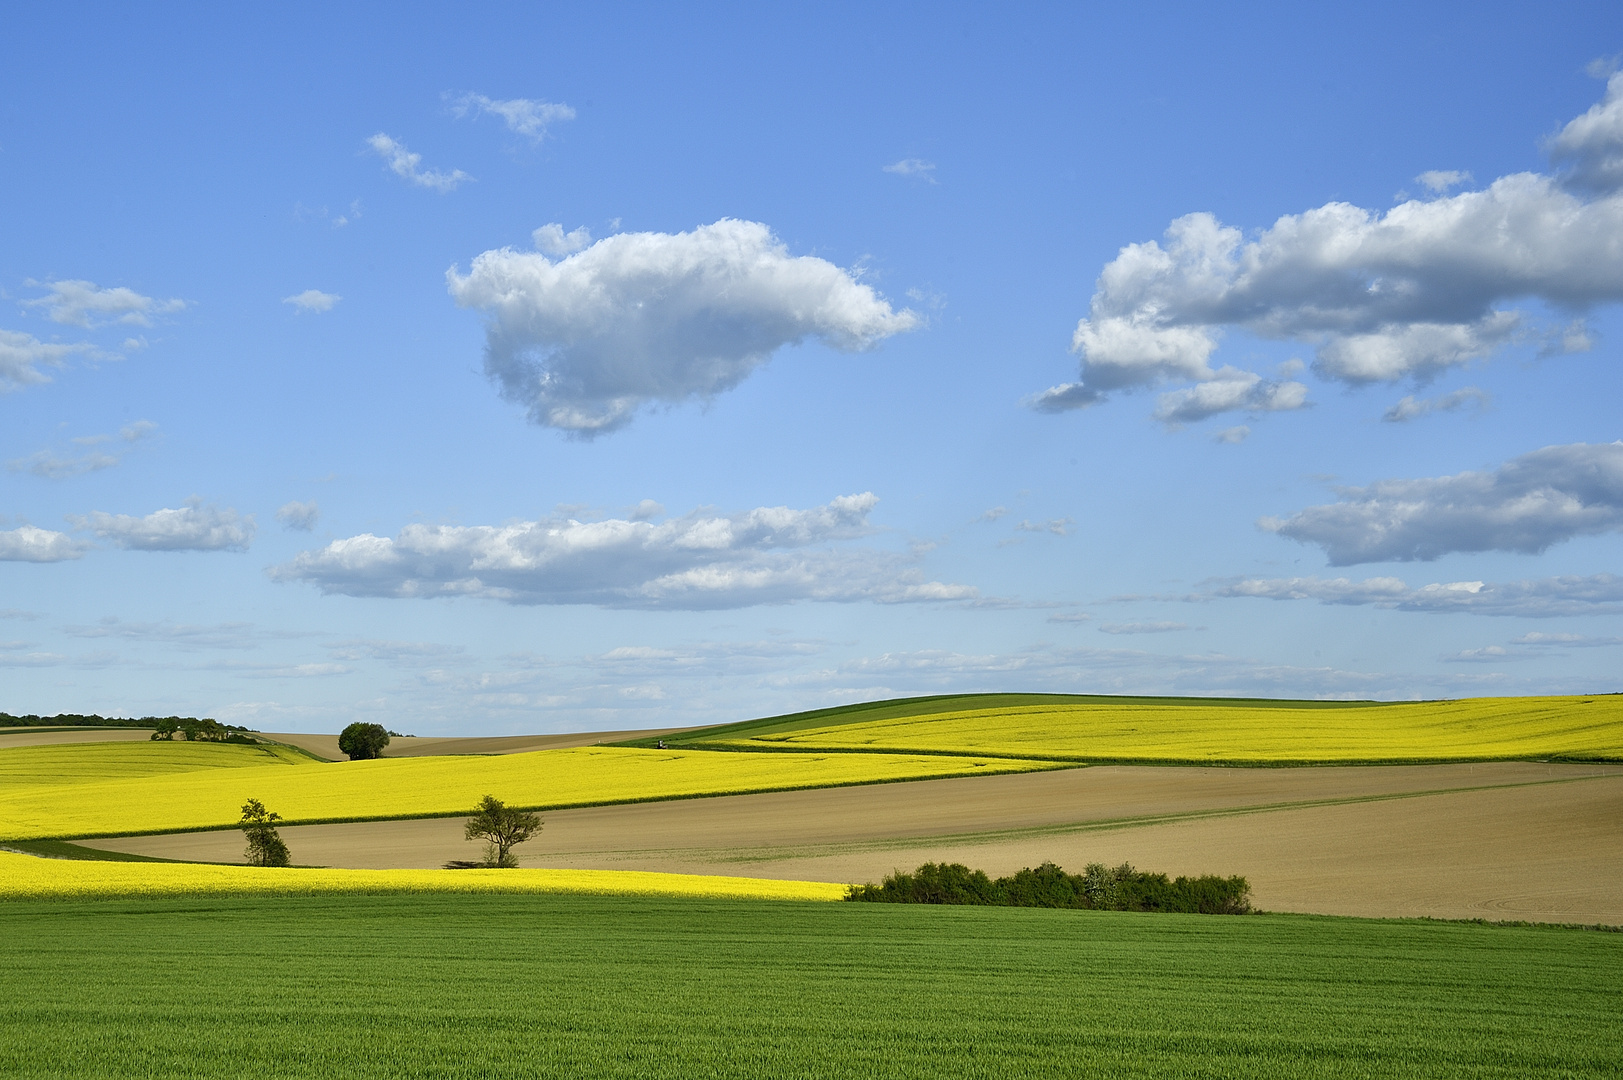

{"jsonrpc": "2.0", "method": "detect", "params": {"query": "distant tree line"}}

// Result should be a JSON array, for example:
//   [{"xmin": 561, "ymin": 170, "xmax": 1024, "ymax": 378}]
[
  {"xmin": 1, "ymin": 711, "xmax": 253, "ymax": 734},
  {"xmin": 149, "ymin": 718, "xmax": 258, "ymax": 743},
  {"xmin": 846, "ymin": 861, "xmax": 1252, "ymax": 914}
]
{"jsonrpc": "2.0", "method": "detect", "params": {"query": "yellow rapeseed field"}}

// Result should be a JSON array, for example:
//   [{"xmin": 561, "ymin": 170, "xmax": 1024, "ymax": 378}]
[
  {"xmin": 0, "ymin": 851, "xmax": 844, "ymax": 901},
  {"xmin": 0, "ymin": 740, "xmax": 311, "ymax": 787},
  {"xmin": 0, "ymin": 745, "xmax": 1055, "ymax": 840},
  {"xmin": 716, "ymin": 695, "xmax": 1623, "ymax": 763}
]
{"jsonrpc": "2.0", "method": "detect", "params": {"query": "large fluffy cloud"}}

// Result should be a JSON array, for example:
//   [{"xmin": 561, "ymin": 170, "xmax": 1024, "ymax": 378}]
[
  {"xmin": 1263, "ymin": 442, "xmax": 1623, "ymax": 564},
  {"xmin": 1037, "ymin": 73, "xmax": 1623, "ymax": 418},
  {"xmin": 70, "ymin": 499, "xmax": 255, "ymax": 552},
  {"xmin": 271, "ymin": 493, "xmax": 975, "ymax": 609},
  {"xmin": 1212, "ymin": 572, "xmax": 1623, "ymax": 619},
  {"xmin": 447, "ymin": 219, "xmax": 920, "ymax": 435}
]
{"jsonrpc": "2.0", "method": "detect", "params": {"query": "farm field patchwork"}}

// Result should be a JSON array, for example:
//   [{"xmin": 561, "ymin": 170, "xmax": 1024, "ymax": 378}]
[
  {"xmin": 0, "ymin": 893, "xmax": 1618, "ymax": 1079},
  {"xmin": 652, "ymin": 693, "xmax": 1623, "ymax": 763},
  {"xmin": 95, "ymin": 761, "xmax": 1623, "ymax": 924},
  {"xmin": 0, "ymin": 744, "xmax": 1059, "ymax": 840}
]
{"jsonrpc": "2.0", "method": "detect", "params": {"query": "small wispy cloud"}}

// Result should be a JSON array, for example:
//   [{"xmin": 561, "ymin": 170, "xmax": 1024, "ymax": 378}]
[
  {"xmin": 366, "ymin": 134, "xmax": 471, "ymax": 193},
  {"xmin": 0, "ymin": 329, "xmax": 92, "ymax": 392},
  {"xmin": 1098, "ymin": 621, "xmax": 1190, "ymax": 635},
  {"xmin": 7, "ymin": 421, "xmax": 158, "ymax": 479},
  {"xmin": 1015, "ymin": 517, "xmax": 1073, "ymax": 536},
  {"xmin": 449, "ymin": 93, "xmax": 576, "ymax": 143},
  {"xmin": 276, "ymin": 500, "xmax": 320, "ymax": 531},
  {"xmin": 883, "ymin": 158, "xmax": 937, "ymax": 183},
  {"xmin": 22, "ymin": 280, "xmax": 186, "ymax": 328},
  {"xmin": 283, "ymin": 290, "xmax": 341, "ymax": 314},
  {"xmin": 1416, "ymin": 169, "xmax": 1473, "ymax": 194},
  {"xmin": 1382, "ymin": 387, "xmax": 1489, "ymax": 422}
]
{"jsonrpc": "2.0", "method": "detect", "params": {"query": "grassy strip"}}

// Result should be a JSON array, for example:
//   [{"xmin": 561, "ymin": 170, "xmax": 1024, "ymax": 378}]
[
  {"xmin": 0, "ymin": 893, "xmax": 1618, "ymax": 1078},
  {"xmin": 0, "ymin": 840, "xmax": 175, "ymax": 863}
]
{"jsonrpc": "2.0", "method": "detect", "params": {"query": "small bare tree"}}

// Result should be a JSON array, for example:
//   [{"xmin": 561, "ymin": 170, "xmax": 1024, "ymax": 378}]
[
  {"xmin": 239, "ymin": 798, "xmax": 291, "ymax": 867},
  {"xmin": 463, "ymin": 795, "xmax": 541, "ymax": 868}
]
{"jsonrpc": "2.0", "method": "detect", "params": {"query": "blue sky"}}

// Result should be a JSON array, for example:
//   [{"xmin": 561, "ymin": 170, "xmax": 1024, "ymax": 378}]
[{"xmin": 4, "ymin": 3, "xmax": 1622, "ymax": 734}]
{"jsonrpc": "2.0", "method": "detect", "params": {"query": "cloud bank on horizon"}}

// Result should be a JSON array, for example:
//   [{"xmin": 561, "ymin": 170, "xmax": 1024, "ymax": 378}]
[{"xmin": 1033, "ymin": 71, "xmax": 1623, "ymax": 426}]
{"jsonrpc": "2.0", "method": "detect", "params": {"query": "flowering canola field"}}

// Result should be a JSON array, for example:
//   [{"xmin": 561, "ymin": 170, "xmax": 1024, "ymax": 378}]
[
  {"xmin": 0, "ymin": 850, "xmax": 844, "ymax": 901},
  {"xmin": 0, "ymin": 740, "xmax": 310, "ymax": 786},
  {"xmin": 708, "ymin": 695, "xmax": 1623, "ymax": 763},
  {"xmin": 0, "ymin": 745, "xmax": 1055, "ymax": 841}
]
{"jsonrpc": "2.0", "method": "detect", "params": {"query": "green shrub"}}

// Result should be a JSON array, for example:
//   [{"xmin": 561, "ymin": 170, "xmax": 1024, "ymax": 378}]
[{"xmin": 847, "ymin": 861, "xmax": 1251, "ymax": 914}]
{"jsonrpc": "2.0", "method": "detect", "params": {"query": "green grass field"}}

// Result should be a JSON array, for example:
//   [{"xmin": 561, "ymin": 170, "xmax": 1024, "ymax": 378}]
[{"xmin": 1, "ymin": 893, "xmax": 1618, "ymax": 1078}]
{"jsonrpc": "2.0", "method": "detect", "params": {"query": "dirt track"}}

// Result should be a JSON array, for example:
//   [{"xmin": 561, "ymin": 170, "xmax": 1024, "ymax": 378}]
[{"xmin": 92, "ymin": 761, "xmax": 1623, "ymax": 923}]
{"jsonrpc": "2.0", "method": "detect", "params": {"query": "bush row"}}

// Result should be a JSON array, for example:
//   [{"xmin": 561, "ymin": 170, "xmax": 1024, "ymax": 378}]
[
  {"xmin": 1, "ymin": 712, "xmax": 250, "ymax": 732},
  {"xmin": 846, "ymin": 861, "xmax": 1252, "ymax": 914}
]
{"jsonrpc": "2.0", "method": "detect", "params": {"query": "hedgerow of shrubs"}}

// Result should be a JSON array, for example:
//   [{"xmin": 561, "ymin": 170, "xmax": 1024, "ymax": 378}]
[
  {"xmin": 2, "ymin": 711, "xmax": 253, "ymax": 738},
  {"xmin": 846, "ymin": 861, "xmax": 1252, "ymax": 914}
]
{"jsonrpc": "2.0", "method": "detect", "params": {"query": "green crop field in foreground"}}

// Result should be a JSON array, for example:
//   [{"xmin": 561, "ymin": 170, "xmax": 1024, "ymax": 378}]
[{"xmin": 2, "ymin": 894, "xmax": 1619, "ymax": 1079}]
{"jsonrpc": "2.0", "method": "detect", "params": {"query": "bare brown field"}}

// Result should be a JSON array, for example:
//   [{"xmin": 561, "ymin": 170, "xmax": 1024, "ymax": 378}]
[
  {"xmin": 92, "ymin": 761, "xmax": 1623, "ymax": 923},
  {"xmin": 0, "ymin": 729, "xmax": 156, "ymax": 749},
  {"xmin": 259, "ymin": 727, "xmax": 701, "ymax": 761}
]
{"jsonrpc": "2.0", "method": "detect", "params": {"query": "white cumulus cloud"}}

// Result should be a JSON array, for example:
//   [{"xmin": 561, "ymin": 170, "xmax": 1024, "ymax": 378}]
[
  {"xmin": 271, "ymin": 492, "xmax": 975, "ymax": 609},
  {"xmin": 366, "ymin": 133, "xmax": 471, "ymax": 193},
  {"xmin": 1262, "ymin": 441, "xmax": 1623, "ymax": 564},
  {"xmin": 1549, "ymin": 70, "xmax": 1623, "ymax": 195},
  {"xmin": 450, "ymin": 93, "xmax": 575, "ymax": 142},
  {"xmin": 70, "ymin": 499, "xmax": 256, "ymax": 552},
  {"xmin": 1037, "ymin": 76, "xmax": 1623, "ymax": 420},
  {"xmin": 23, "ymin": 279, "xmax": 185, "ymax": 328},
  {"xmin": 283, "ymin": 290, "xmax": 341, "ymax": 313},
  {"xmin": 0, "ymin": 526, "xmax": 86, "ymax": 562},
  {"xmin": 447, "ymin": 218, "xmax": 920, "ymax": 435}
]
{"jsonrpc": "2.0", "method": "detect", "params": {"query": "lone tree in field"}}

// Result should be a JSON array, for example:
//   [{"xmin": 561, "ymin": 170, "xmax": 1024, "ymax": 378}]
[
  {"xmin": 338, "ymin": 722, "xmax": 390, "ymax": 760},
  {"xmin": 239, "ymin": 798, "xmax": 291, "ymax": 867},
  {"xmin": 464, "ymin": 795, "xmax": 541, "ymax": 868}
]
